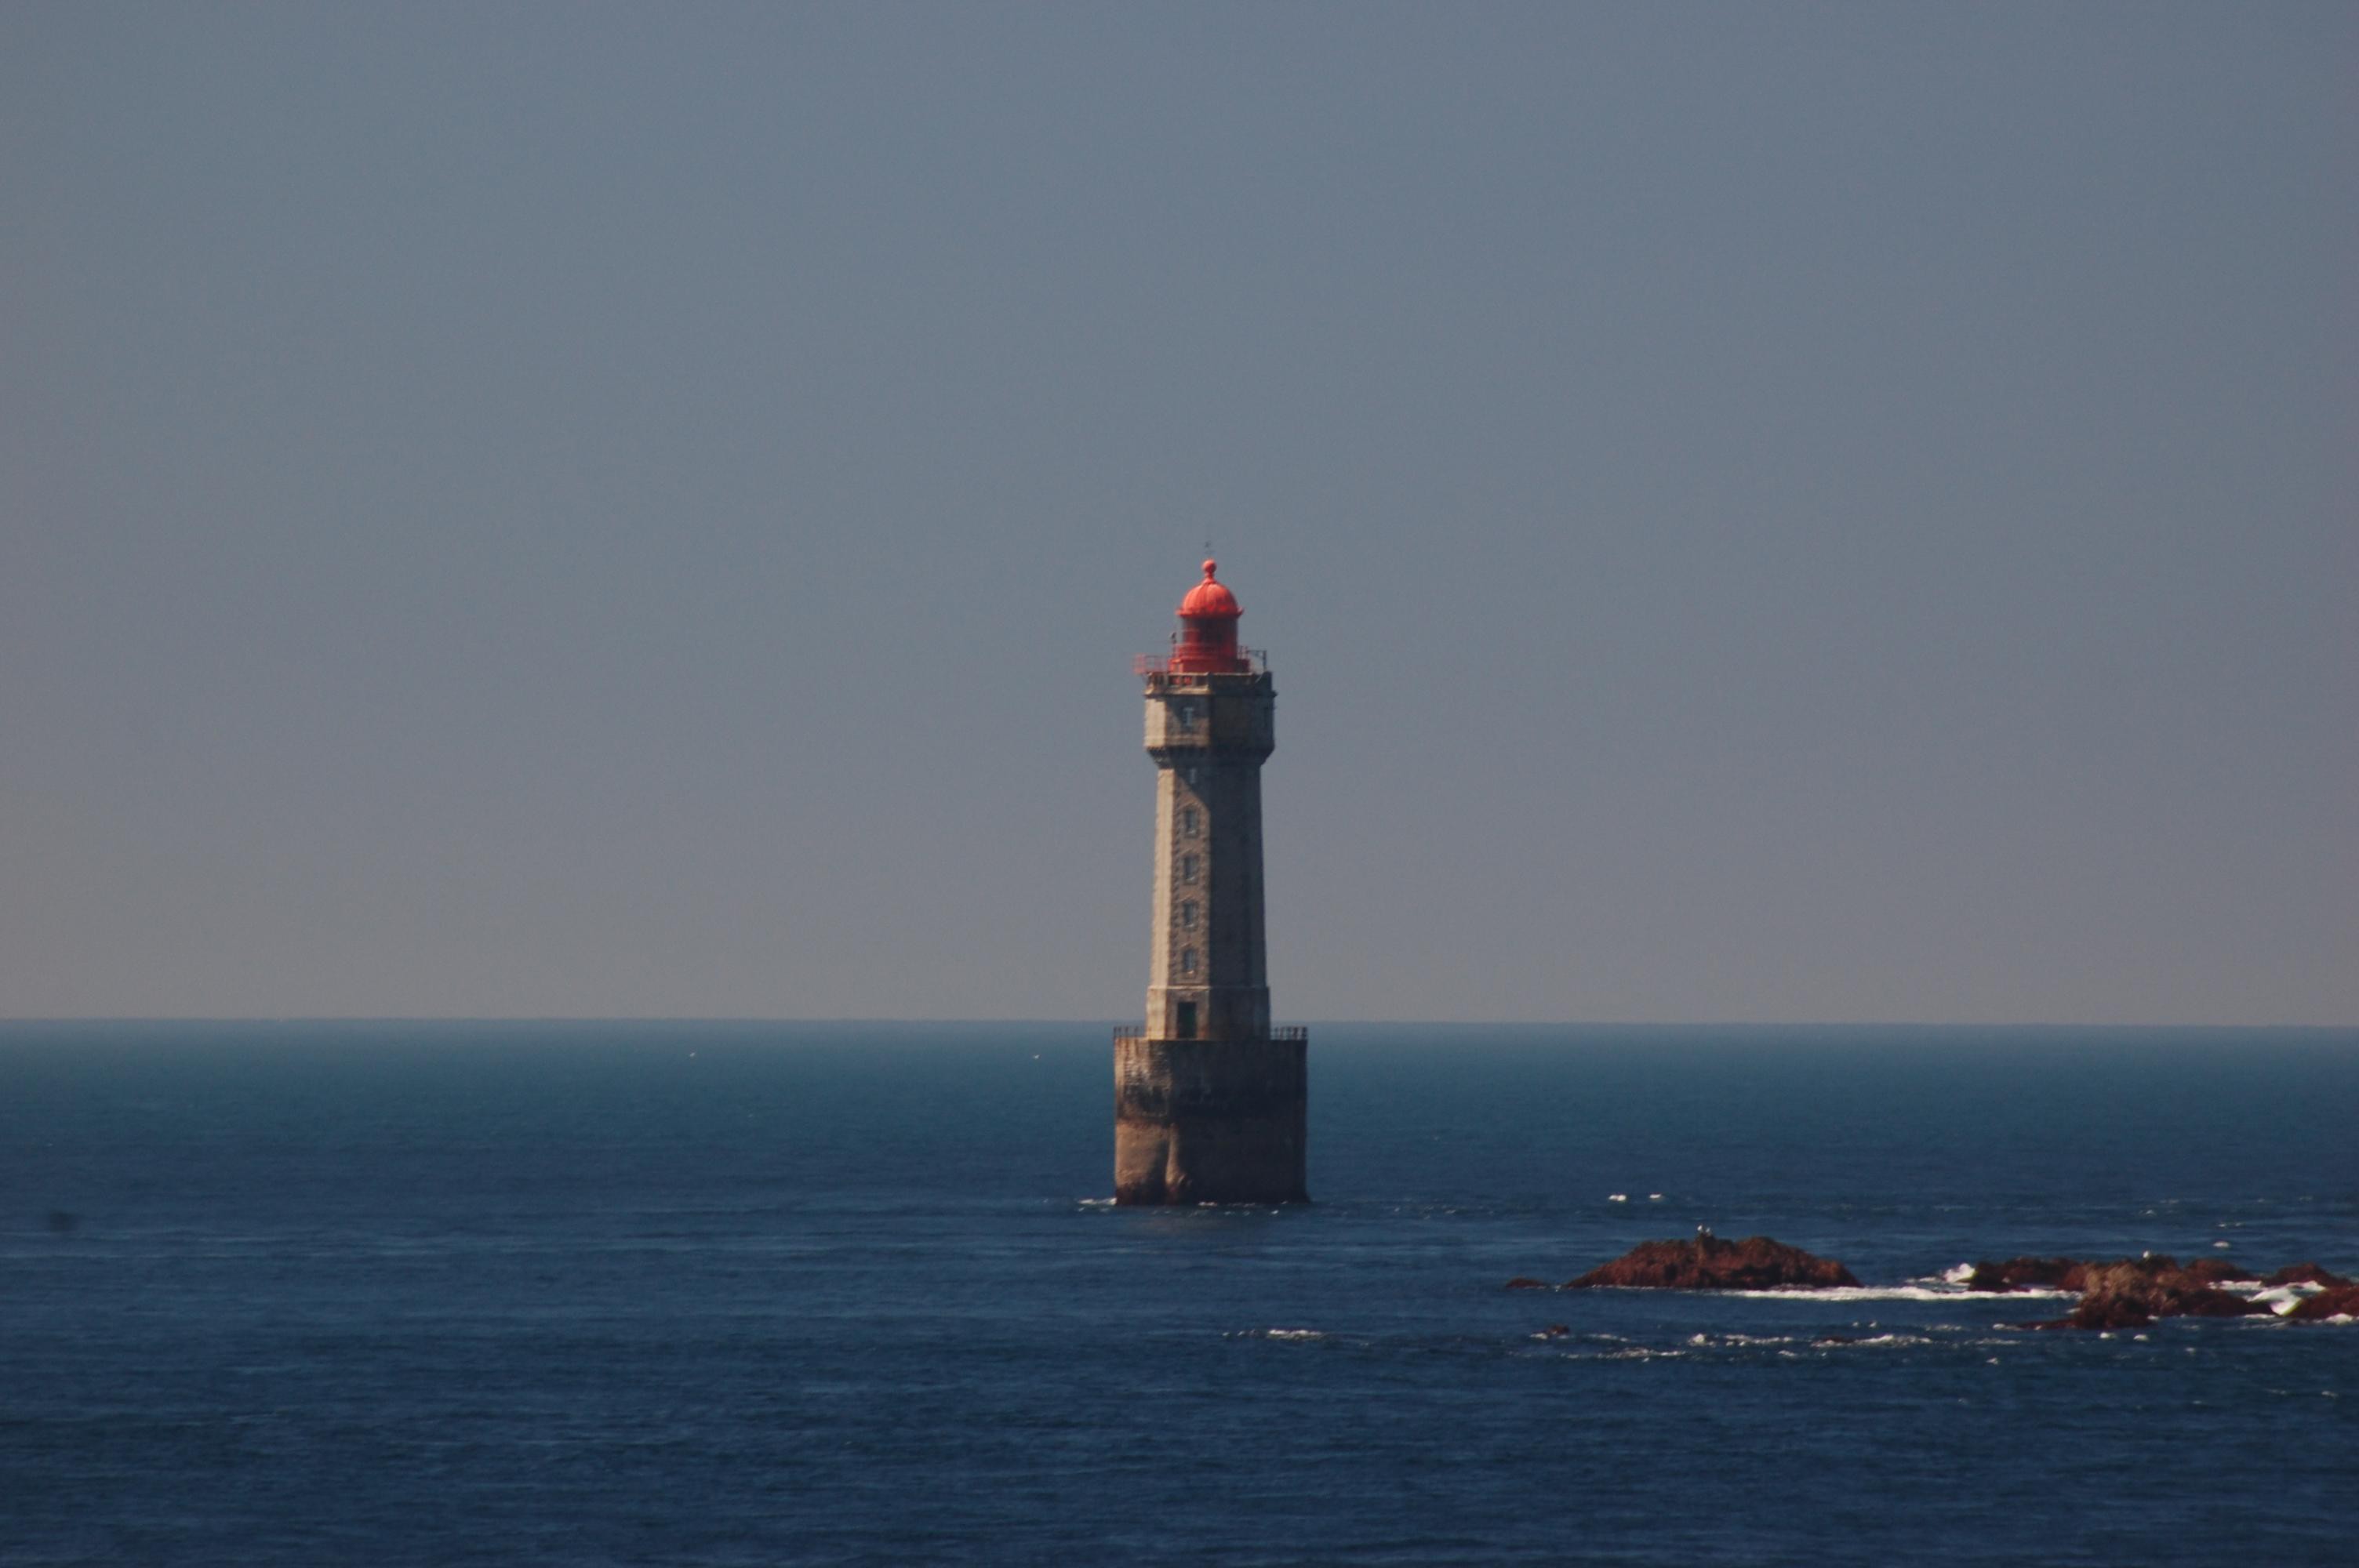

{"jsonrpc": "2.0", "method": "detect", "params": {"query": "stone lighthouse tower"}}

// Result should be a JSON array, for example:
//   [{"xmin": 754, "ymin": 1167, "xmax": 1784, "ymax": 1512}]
[{"xmin": 1114, "ymin": 561, "xmax": 1308, "ymax": 1205}]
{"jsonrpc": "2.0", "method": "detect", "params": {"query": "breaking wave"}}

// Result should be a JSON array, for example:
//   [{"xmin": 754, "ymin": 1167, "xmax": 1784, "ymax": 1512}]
[{"xmin": 1703, "ymin": 1283, "xmax": 2074, "ymax": 1302}]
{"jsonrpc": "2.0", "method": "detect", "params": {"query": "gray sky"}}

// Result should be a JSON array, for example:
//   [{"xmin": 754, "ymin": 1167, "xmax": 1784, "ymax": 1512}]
[{"xmin": 3, "ymin": 3, "xmax": 2352, "ymax": 1024}]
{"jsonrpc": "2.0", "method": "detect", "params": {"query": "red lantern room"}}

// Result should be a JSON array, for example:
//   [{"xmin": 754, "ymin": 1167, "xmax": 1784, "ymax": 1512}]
[{"xmin": 1168, "ymin": 560, "xmax": 1248, "ymax": 674}]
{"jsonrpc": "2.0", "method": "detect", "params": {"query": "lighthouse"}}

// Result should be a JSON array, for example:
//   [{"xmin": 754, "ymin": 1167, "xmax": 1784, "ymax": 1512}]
[{"xmin": 1114, "ymin": 560, "xmax": 1308, "ymax": 1204}]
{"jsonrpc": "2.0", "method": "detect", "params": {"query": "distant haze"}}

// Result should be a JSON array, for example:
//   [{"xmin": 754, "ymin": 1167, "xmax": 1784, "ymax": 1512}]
[{"xmin": 3, "ymin": 4, "xmax": 2352, "ymax": 1024}]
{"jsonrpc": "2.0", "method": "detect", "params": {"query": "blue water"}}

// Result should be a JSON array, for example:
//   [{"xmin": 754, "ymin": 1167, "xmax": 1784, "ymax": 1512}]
[{"xmin": 3, "ymin": 1022, "xmax": 2354, "ymax": 1565}]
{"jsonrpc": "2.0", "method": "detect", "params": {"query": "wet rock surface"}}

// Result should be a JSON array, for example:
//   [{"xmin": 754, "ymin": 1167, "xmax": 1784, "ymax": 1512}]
[{"xmin": 1565, "ymin": 1233, "xmax": 1860, "ymax": 1291}]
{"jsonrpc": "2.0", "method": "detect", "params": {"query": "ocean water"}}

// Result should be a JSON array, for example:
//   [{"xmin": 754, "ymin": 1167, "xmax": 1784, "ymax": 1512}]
[{"xmin": 2, "ymin": 1022, "xmax": 2353, "ymax": 1566}]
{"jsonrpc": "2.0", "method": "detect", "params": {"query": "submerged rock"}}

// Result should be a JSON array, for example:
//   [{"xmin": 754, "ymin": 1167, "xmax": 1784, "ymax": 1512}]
[
  {"xmin": 1564, "ymin": 1234, "xmax": 1859, "ymax": 1291},
  {"xmin": 1503, "ymin": 1277, "xmax": 1552, "ymax": 1291}
]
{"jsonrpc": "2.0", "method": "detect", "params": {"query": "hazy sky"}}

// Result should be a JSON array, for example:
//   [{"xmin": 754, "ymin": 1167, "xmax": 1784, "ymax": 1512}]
[{"xmin": 4, "ymin": 4, "xmax": 2352, "ymax": 1024}]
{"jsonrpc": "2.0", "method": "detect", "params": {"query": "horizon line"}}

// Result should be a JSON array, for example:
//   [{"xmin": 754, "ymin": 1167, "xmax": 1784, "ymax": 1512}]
[{"xmin": 2, "ymin": 1016, "xmax": 2352, "ymax": 1033}]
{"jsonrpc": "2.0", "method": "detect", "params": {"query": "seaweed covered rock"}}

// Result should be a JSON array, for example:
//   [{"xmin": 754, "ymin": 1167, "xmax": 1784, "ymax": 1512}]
[{"xmin": 1565, "ymin": 1232, "xmax": 1859, "ymax": 1291}]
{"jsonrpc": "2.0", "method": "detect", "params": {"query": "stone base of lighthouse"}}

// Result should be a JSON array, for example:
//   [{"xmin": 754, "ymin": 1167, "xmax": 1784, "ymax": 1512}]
[{"xmin": 1113, "ymin": 1035, "xmax": 1308, "ymax": 1205}]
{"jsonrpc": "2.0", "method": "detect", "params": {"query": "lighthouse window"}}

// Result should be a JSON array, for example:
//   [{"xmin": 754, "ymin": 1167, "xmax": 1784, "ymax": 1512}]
[
  {"xmin": 1180, "ymin": 853, "xmax": 1199, "ymax": 884},
  {"xmin": 1180, "ymin": 806, "xmax": 1199, "ymax": 837},
  {"xmin": 1180, "ymin": 948, "xmax": 1198, "ymax": 977},
  {"xmin": 1180, "ymin": 900, "xmax": 1198, "ymax": 931}
]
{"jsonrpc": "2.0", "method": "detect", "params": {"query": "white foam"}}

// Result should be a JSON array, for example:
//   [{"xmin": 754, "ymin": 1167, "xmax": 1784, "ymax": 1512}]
[
  {"xmin": 1608, "ymin": 1193, "xmax": 1628, "ymax": 1203},
  {"xmin": 1566, "ymin": 1283, "xmax": 2047, "ymax": 1301},
  {"xmin": 2248, "ymin": 1283, "xmax": 2325, "ymax": 1314},
  {"xmin": 1648, "ymin": 1193, "xmax": 1664, "ymax": 1201},
  {"xmin": 1942, "ymin": 1263, "xmax": 1976, "ymax": 1285},
  {"xmin": 1262, "ymin": 1328, "xmax": 1323, "ymax": 1341},
  {"xmin": 1710, "ymin": 1284, "xmax": 2070, "ymax": 1303}
]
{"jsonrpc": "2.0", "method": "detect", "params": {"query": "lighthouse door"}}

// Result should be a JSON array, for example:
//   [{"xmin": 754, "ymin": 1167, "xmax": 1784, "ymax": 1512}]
[{"xmin": 1175, "ymin": 1002, "xmax": 1198, "ymax": 1040}]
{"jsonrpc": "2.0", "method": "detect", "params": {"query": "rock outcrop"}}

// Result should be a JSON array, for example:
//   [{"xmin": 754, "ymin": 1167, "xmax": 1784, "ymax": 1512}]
[
  {"xmin": 1965, "ymin": 1257, "xmax": 2087, "ymax": 1292},
  {"xmin": 1518, "ymin": 1243, "xmax": 2355, "ymax": 1327},
  {"xmin": 2026, "ymin": 1257, "xmax": 2274, "ymax": 1330},
  {"xmin": 2178, "ymin": 1258, "xmax": 2258, "ymax": 1286},
  {"xmin": 1565, "ymin": 1233, "xmax": 1859, "ymax": 1291},
  {"xmin": 2285, "ymin": 1283, "xmax": 2359, "ymax": 1322}
]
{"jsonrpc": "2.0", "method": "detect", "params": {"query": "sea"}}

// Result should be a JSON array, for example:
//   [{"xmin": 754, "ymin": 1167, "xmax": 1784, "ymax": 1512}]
[{"xmin": 2, "ymin": 1022, "xmax": 2353, "ymax": 1566}]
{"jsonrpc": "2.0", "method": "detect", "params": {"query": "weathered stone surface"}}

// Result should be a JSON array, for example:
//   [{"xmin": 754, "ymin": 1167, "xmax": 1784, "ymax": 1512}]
[
  {"xmin": 1141, "ymin": 670, "xmax": 1276, "ymax": 1044},
  {"xmin": 2263, "ymin": 1262, "xmax": 2353, "ymax": 1290},
  {"xmin": 1114, "ymin": 1035, "xmax": 1307, "ymax": 1205},
  {"xmin": 1564, "ymin": 1234, "xmax": 1859, "ymax": 1291}
]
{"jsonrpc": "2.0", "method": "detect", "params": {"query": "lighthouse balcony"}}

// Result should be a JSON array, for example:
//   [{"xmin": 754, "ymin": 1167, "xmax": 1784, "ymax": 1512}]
[
  {"xmin": 1113, "ymin": 1025, "xmax": 1307, "ymax": 1044},
  {"xmin": 1134, "ymin": 648, "xmax": 1269, "ymax": 681}
]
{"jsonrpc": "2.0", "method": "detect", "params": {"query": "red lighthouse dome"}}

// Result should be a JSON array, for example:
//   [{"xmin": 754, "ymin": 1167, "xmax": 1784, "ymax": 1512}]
[
  {"xmin": 1177, "ymin": 559, "xmax": 1241, "ymax": 620},
  {"xmin": 1169, "ymin": 559, "xmax": 1248, "ymax": 673}
]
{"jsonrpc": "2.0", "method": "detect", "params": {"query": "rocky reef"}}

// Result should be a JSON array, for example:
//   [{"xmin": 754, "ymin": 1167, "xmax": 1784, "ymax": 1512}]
[
  {"xmin": 1507, "ymin": 1240, "xmax": 2355, "ymax": 1329},
  {"xmin": 1959, "ymin": 1252, "xmax": 2357, "ymax": 1330},
  {"xmin": 1563, "ymin": 1232, "xmax": 1859, "ymax": 1291},
  {"xmin": 2025, "ymin": 1257, "xmax": 2274, "ymax": 1330},
  {"xmin": 1509, "ymin": 1238, "xmax": 2354, "ymax": 1329},
  {"xmin": 1963, "ymin": 1257, "xmax": 2087, "ymax": 1292}
]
